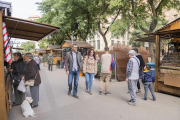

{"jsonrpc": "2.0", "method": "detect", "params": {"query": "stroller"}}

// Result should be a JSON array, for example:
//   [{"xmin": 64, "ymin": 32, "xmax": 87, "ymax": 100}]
[{"xmin": 56, "ymin": 60, "xmax": 60, "ymax": 68}]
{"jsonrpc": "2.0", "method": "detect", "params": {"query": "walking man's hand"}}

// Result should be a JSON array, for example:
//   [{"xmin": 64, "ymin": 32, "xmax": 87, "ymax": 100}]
[
  {"xmin": 66, "ymin": 71, "xmax": 69, "ymax": 75},
  {"xmin": 126, "ymin": 78, "xmax": 129, "ymax": 81}
]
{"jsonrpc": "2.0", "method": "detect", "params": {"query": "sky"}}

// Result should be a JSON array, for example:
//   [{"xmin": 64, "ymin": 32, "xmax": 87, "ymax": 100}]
[
  {"xmin": 4, "ymin": 0, "xmax": 43, "ymax": 47},
  {"xmin": 5, "ymin": 0, "xmax": 42, "ymax": 19}
]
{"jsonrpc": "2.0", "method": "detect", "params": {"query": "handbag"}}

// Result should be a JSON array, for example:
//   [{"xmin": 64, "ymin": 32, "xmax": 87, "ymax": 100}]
[{"xmin": 24, "ymin": 74, "xmax": 37, "ymax": 86}]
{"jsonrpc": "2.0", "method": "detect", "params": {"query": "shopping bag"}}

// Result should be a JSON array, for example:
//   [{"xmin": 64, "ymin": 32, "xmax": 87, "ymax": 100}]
[
  {"xmin": 18, "ymin": 80, "xmax": 26, "ymax": 93},
  {"xmin": 21, "ymin": 100, "xmax": 35, "ymax": 118}
]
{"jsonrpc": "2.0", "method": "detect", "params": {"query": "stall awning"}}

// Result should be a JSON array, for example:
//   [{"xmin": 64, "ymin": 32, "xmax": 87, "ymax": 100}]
[
  {"xmin": 35, "ymin": 49, "xmax": 46, "ymax": 52},
  {"xmin": 46, "ymin": 45, "xmax": 61, "ymax": 50},
  {"xmin": 12, "ymin": 47, "xmax": 23, "ymax": 50},
  {"xmin": 3, "ymin": 16, "xmax": 60, "ymax": 41},
  {"xmin": 61, "ymin": 40, "xmax": 94, "ymax": 48},
  {"xmin": 135, "ymin": 36, "xmax": 156, "ymax": 42}
]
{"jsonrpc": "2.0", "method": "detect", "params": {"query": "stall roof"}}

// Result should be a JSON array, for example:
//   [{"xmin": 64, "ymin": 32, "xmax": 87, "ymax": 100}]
[
  {"xmin": 46, "ymin": 45, "xmax": 61, "ymax": 50},
  {"xmin": 61, "ymin": 40, "xmax": 94, "ymax": 48},
  {"xmin": 135, "ymin": 36, "xmax": 156, "ymax": 42},
  {"xmin": 12, "ymin": 47, "xmax": 24, "ymax": 50},
  {"xmin": 3, "ymin": 16, "xmax": 60, "ymax": 41},
  {"xmin": 35, "ymin": 49, "xmax": 46, "ymax": 51}
]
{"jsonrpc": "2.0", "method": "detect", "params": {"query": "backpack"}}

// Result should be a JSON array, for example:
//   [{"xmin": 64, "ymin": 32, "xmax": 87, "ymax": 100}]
[{"xmin": 111, "ymin": 55, "xmax": 116, "ymax": 70}]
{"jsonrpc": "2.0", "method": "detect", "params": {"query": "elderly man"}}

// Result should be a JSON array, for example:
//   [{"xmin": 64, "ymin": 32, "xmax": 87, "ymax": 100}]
[{"xmin": 126, "ymin": 50, "xmax": 140, "ymax": 106}]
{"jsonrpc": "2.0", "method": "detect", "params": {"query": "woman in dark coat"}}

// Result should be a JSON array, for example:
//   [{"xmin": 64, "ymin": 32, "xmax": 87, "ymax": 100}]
[
  {"xmin": 24, "ymin": 53, "xmax": 41, "ymax": 108},
  {"xmin": 10, "ymin": 52, "xmax": 25, "ymax": 105}
]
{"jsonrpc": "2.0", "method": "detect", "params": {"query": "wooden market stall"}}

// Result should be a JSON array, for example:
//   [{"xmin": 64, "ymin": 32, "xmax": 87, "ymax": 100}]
[
  {"xmin": 61, "ymin": 40, "xmax": 94, "ymax": 57},
  {"xmin": 46, "ymin": 45, "xmax": 61, "ymax": 64},
  {"xmin": 0, "ymin": 6, "xmax": 60, "ymax": 119},
  {"xmin": 35, "ymin": 49, "xmax": 46, "ymax": 56},
  {"xmin": 135, "ymin": 17, "xmax": 180, "ymax": 96}
]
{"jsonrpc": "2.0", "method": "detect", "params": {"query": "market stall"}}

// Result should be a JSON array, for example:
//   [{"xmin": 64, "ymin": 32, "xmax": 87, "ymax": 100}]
[
  {"xmin": 135, "ymin": 18, "xmax": 180, "ymax": 96},
  {"xmin": 35, "ymin": 49, "xmax": 46, "ymax": 56},
  {"xmin": 46, "ymin": 45, "xmax": 61, "ymax": 64},
  {"xmin": 0, "ymin": 5, "xmax": 60, "ymax": 119},
  {"xmin": 61, "ymin": 40, "xmax": 94, "ymax": 57}
]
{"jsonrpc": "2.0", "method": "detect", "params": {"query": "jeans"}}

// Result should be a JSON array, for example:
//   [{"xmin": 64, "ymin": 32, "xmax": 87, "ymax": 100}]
[
  {"xmin": 49, "ymin": 64, "xmax": 53, "ymax": 71},
  {"xmin": 85, "ymin": 73, "xmax": 94, "ymax": 91},
  {"xmin": 128, "ymin": 79, "xmax": 138, "ymax": 103},
  {"xmin": 68, "ymin": 70, "xmax": 80, "ymax": 95},
  {"xmin": 37, "ymin": 64, "xmax": 40, "ymax": 70},
  {"xmin": 143, "ymin": 82, "xmax": 156, "ymax": 100},
  {"xmin": 61, "ymin": 62, "xmax": 64, "ymax": 69}
]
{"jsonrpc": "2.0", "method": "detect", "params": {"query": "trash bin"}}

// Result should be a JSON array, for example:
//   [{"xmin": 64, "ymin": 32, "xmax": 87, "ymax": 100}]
[{"xmin": 146, "ymin": 63, "xmax": 155, "ymax": 76}]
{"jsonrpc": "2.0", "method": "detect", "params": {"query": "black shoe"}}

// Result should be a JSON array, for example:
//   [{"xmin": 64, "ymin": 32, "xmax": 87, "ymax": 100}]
[
  {"xmin": 136, "ymin": 91, "xmax": 141, "ymax": 93},
  {"xmin": 31, "ymin": 104, "xmax": 38, "ymax": 108},
  {"xmin": 152, "ymin": 98, "xmax": 156, "ymax": 101},
  {"xmin": 99, "ymin": 91, "xmax": 102, "ymax": 95},
  {"xmin": 68, "ymin": 91, "xmax": 71, "ymax": 95},
  {"xmin": 105, "ymin": 92, "xmax": 111, "ymax": 95},
  {"xmin": 73, "ymin": 95, "xmax": 79, "ymax": 99},
  {"xmin": 88, "ymin": 91, "xmax": 92, "ymax": 95},
  {"xmin": 127, "ymin": 99, "xmax": 133, "ymax": 102},
  {"xmin": 142, "ymin": 98, "xmax": 147, "ymax": 101}
]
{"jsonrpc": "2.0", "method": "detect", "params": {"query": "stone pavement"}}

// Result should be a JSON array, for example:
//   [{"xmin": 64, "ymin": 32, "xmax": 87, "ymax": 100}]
[{"xmin": 8, "ymin": 65, "xmax": 180, "ymax": 120}]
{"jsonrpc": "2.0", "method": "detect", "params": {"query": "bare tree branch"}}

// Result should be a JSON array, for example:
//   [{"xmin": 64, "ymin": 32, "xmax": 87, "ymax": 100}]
[
  {"xmin": 148, "ymin": 0, "xmax": 157, "ymax": 17},
  {"xmin": 139, "ymin": 25, "xmax": 150, "ymax": 33},
  {"xmin": 155, "ymin": 0, "xmax": 165, "ymax": 12}
]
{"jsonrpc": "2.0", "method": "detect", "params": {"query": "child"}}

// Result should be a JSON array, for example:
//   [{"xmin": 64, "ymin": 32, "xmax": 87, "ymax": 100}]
[{"xmin": 142, "ymin": 65, "xmax": 156, "ymax": 101}]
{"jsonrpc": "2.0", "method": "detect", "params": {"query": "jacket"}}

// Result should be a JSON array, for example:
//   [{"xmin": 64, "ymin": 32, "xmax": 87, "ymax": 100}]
[
  {"xmin": 48, "ymin": 54, "xmax": 54, "ymax": 65},
  {"xmin": 126, "ymin": 56, "xmax": 140, "ymax": 80},
  {"xmin": 43, "ymin": 54, "xmax": 48, "ymax": 62},
  {"xmin": 24, "ymin": 59, "xmax": 41, "ymax": 86},
  {"xmin": 65, "ymin": 51, "xmax": 83, "ymax": 73},
  {"xmin": 136, "ymin": 53, "xmax": 145, "ymax": 69},
  {"xmin": 142, "ymin": 70, "xmax": 155, "ymax": 84},
  {"xmin": 83, "ymin": 56, "xmax": 97, "ymax": 74},
  {"xmin": 34, "ymin": 56, "xmax": 40, "ymax": 64}
]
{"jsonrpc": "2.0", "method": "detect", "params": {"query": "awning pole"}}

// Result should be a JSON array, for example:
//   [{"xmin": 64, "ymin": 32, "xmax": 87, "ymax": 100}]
[
  {"xmin": 0, "ymin": 10, "xmax": 8, "ymax": 120},
  {"xmin": 155, "ymin": 35, "xmax": 160, "ymax": 92}
]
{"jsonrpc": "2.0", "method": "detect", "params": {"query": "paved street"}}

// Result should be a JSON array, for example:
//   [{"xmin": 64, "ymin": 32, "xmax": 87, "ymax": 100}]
[{"xmin": 9, "ymin": 65, "xmax": 180, "ymax": 120}]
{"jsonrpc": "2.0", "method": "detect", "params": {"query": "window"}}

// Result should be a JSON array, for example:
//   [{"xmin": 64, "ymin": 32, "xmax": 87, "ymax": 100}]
[
  {"xmin": 93, "ymin": 32, "xmax": 96, "ymax": 39},
  {"xmin": 111, "ymin": 40, "xmax": 114, "ymax": 46},
  {"xmin": 117, "ymin": 41, "xmax": 120, "ymax": 44},
  {"xmin": 93, "ymin": 41, "xmax": 96, "ymax": 49},
  {"xmin": 97, "ymin": 40, "xmax": 100, "ymax": 49},
  {"xmin": 174, "ymin": 14, "xmax": 178, "ymax": 19},
  {"xmin": 123, "ymin": 34, "xmax": 126, "ymax": 39},
  {"xmin": 127, "ymin": 42, "xmax": 129, "ymax": 46},
  {"xmin": 97, "ymin": 31, "xmax": 100, "ymax": 38},
  {"xmin": 123, "ymin": 41, "xmax": 125, "ymax": 45},
  {"xmin": 117, "ymin": 35, "xmax": 120, "ymax": 39},
  {"xmin": 111, "ymin": 32, "xmax": 114, "ymax": 38}
]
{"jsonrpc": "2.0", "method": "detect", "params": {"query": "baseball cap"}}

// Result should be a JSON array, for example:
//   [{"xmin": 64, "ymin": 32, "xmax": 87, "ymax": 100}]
[{"xmin": 128, "ymin": 50, "xmax": 135, "ymax": 55}]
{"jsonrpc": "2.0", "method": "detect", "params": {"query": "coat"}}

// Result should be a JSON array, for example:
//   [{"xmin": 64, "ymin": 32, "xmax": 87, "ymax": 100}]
[
  {"xmin": 24, "ymin": 59, "xmax": 41, "ymax": 86},
  {"xmin": 43, "ymin": 54, "xmax": 48, "ymax": 62},
  {"xmin": 48, "ymin": 55, "xmax": 54, "ymax": 65},
  {"xmin": 142, "ymin": 70, "xmax": 155, "ymax": 84},
  {"xmin": 83, "ymin": 56, "xmax": 97, "ymax": 74},
  {"xmin": 65, "ymin": 51, "xmax": 83, "ymax": 73}
]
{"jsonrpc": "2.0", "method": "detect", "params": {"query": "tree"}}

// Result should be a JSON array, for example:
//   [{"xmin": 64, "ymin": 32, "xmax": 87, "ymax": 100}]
[
  {"xmin": 111, "ymin": 0, "xmax": 180, "ymax": 62},
  {"xmin": 38, "ymin": 39, "xmax": 48, "ymax": 49},
  {"xmin": 20, "ymin": 41, "xmax": 35, "ymax": 53}
]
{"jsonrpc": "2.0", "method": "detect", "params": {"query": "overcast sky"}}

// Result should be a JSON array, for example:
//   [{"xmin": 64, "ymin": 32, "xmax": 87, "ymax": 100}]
[{"xmin": 5, "ymin": 0, "xmax": 42, "ymax": 19}]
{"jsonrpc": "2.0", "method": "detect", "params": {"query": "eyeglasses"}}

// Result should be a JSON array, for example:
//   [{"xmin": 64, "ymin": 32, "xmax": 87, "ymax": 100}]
[{"xmin": 74, "ymin": 47, "xmax": 78, "ymax": 49}]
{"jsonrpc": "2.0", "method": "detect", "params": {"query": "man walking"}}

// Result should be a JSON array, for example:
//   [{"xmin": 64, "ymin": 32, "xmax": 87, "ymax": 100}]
[
  {"xmin": 48, "ymin": 54, "xmax": 54, "ymax": 71},
  {"xmin": 126, "ymin": 50, "xmax": 140, "ymax": 106},
  {"xmin": 99, "ymin": 47, "xmax": 112, "ymax": 95},
  {"xmin": 43, "ymin": 53, "xmax": 48, "ymax": 67},
  {"xmin": 65, "ymin": 44, "xmax": 83, "ymax": 99},
  {"xmin": 132, "ymin": 48, "xmax": 145, "ymax": 93}
]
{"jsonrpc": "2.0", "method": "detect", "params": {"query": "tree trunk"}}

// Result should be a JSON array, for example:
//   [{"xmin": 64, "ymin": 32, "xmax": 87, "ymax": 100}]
[
  {"xmin": 102, "ymin": 34, "xmax": 108, "ymax": 47},
  {"xmin": 149, "ymin": 42, "xmax": 155, "ymax": 62},
  {"xmin": 98, "ymin": 22, "xmax": 108, "ymax": 47}
]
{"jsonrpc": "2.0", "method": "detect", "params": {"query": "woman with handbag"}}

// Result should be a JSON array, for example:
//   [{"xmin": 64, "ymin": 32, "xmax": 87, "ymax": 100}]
[
  {"xmin": 9, "ymin": 52, "xmax": 25, "ymax": 106},
  {"xmin": 24, "ymin": 53, "xmax": 41, "ymax": 108},
  {"xmin": 83, "ymin": 49, "xmax": 97, "ymax": 95}
]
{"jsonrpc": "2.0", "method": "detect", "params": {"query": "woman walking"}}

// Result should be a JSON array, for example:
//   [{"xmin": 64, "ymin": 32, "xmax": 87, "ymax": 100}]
[
  {"xmin": 34, "ymin": 54, "xmax": 40, "ymax": 70},
  {"xmin": 10, "ymin": 52, "xmax": 25, "ymax": 106},
  {"xmin": 24, "ymin": 53, "xmax": 41, "ymax": 108},
  {"xmin": 83, "ymin": 49, "xmax": 97, "ymax": 95}
]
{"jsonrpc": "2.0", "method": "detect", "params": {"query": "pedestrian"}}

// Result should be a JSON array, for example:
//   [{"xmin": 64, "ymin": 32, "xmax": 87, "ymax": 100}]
[
  {"xmin": 99, "ymin": 47, "xmax": 112, "ymax": 95},
  {"xmin": 34, "ymin": 54, "xmax": 41, "ymax": 70},
  {"xmin": 24, "ymin": 53, "xmax": 41, "ymax": 108},
  {"xmin": 132, "ymin": 48, "xmax": 145, "ymax": 93},
  {"xmin": 61, "ymin": 54, "xmax": 66, "ymax": 69},
  {"xmin": 142, "ymin": 65, "xmax": 156, "ymax": 101},
  {"xmin": 10, "ymin": 52, "xmax": 25, "ymax": 106},
  {"xmin": 65, "ymin": 44, "xmax": 83, "ymax": 99},
  {"xmin": 126, "ymin": 50, "xmax": 140, "ymax": 106},
  {"xmin": 43, "ymin": 53, "xmax": 48, "ymax": 67},
  {"xmin": 96, "ymin": 54, "xmax": 100, "ymax": 64},
  {"xmin": 83, "ymin": 49, "xmax": 97, "ymax": 95},
  {"xmin": 48, "ymin": 54, "xmax": 54, "ymax": 71}
]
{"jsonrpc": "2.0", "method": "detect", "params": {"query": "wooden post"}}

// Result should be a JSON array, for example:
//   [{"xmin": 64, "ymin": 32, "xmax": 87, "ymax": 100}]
[
  {"xmin": 155, "ymin": 35, "xmax": 160, "ymax": 92},
  {"xmin": 0, "ymin": 10, "xmax": 8, "ymax": 120},
  {"xmin": 51, "ymin": 49, "xmax": 53, "ymax": 55}
]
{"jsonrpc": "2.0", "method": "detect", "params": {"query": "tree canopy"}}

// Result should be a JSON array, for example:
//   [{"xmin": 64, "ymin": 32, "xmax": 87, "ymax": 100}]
[{"xmin": 20, "ymin": 41, "xmax": 35, "ymax": 53}]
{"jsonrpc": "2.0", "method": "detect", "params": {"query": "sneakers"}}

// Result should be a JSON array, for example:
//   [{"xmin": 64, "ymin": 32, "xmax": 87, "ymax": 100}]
[
  {"xmin": 152, "ymin": 98, "xmax": 156, "ymax": 101},
  {"xmin": 85, "ymin": 88, "xmax": 88, "ymax": 93},
  {"xmin": 68, "ymin": 91, "xmax": 71, "ymax": 95},
  {"xmin": 73, "ymin": 95, "xmax": 79, "ymax": 99},
  {"xmin": 127, "ymin": 99, "xmax": 133, "ymax": 102},
  {"xmin": 136, "ymin": 91, "xmax": 141, "ymax": 93},
  {"xmin": 128, "ymin": 102, "xmax": 136, "ymax": 106},
  {"xmin": 142, "ymin": 98, "xmax": 147, "ymax": 101},
  {"xmin": 99, "ymin": 91, "xmax": 102, "ymax": 95},
  {"xmin": 88, "ymin": 91, "xmax": 92, "ymax": 95},
  {"xmin": 105, "ymin": 92, "xmax": 111, "ymax": 95}
]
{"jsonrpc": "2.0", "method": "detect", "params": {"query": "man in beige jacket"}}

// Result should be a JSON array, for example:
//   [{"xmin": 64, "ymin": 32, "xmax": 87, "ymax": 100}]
[{"xmin": 99, "ymin": 47, "xmax": 112, "ymax": 95}]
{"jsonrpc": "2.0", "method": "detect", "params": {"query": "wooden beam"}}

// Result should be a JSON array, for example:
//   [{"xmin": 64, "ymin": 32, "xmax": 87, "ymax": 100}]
[
  {"xmin": 0, "ymin": 10, "xmax": 8, "ymax": 120},
  {"xmin": 155, "ymin": 35, "xmax": 160, "ymax": 92}
]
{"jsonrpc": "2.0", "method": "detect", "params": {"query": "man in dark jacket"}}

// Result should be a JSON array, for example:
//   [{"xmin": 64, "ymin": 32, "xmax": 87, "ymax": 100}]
[
  {"xmin": 132, "ymin": 48, "xmax": 145, "ymax": 93},
  {"xmin": 142, "ymin": 65, "xmax": 156, "ymax": 101},
  {"xmin": 65, "ymin": 44, "xmax": 83, "ymax": 99}
]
